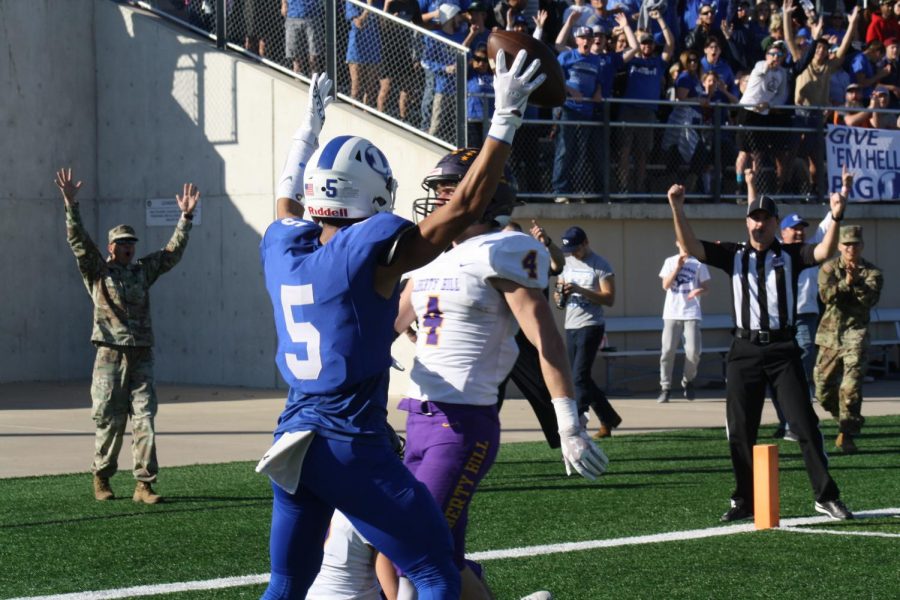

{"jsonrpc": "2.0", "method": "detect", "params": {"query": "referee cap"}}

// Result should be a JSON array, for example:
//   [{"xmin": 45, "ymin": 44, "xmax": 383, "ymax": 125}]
[{"xmin": 747, "ymin": 195, "xmax": 778, "ymax": 218}]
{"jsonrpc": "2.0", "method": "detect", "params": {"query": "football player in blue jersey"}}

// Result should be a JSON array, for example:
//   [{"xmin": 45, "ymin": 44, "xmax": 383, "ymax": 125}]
[{"xmin": 256, "ymin": 53, "xmax": 548, "ymax": 600}]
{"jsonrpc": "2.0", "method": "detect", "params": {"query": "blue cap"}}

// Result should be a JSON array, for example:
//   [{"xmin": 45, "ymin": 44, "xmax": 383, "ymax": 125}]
[
  {"xmin": 780, "ymin": 213, "xmax": 809, "ymax": 230},
  {"xmin": 560, "ymin": 226, "xmax": 587, "ymax": 251}
]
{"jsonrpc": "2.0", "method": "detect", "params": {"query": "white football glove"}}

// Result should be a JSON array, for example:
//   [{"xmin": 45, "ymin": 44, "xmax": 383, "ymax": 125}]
[
  {"xmin": 276, "ymin": 72, "xmax": 334, "ymax": 202},
  {"xmin": 553, "ymin": 397, "xmax": 609, "ymax": 480},
  {"xmin": 488, "ymin": 49, "xmax": 546, "ymax": 144},
  {"xmin": 300, "ymin": 72, "xmax": 334, "ymax": 145}
]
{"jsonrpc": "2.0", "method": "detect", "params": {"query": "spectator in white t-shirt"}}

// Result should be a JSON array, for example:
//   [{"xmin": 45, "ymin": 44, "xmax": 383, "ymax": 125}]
[{"xmin": 657, "ymin": 240, "xmax": 711, "ymax": 403}]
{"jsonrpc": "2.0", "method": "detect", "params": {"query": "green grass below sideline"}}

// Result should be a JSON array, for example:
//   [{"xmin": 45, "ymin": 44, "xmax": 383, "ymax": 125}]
[{"xmin": 2, "ymin": 417, "xmax": 898, "ymax": 599}]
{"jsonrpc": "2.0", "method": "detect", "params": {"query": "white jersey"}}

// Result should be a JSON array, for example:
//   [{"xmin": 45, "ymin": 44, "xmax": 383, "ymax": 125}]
[
  {"xmin": 406, "ymin": 231, "xmax": 550, "ymax": 406},
  {"xmin": 306, "ymin": 511, "xmax": 381, "ymax": 600}
]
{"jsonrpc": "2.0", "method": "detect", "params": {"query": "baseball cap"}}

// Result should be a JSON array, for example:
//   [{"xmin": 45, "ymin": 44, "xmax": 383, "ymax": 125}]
[
  {"xmin": 639, "ymin": 32, "xmax": 655, "ymax": 44},
  {"xmin": 512, "ymin": 13, "xmax": 528, "ymax": 26},
  {"xmin": 874, "ymin": 85, "xmax": 890, "ymax": 95},
  {"xmin": 437, "ymin": 3, "xmax": 460, "ymax": 24},
  {"xmin": 747, "ymin": 195, "xmax": 778, "ymax": 218},
  {"xmin": 560, "ymin": 226, "xmax": 587, "ymax": 251},
  {"xmin": 592, "ymin": 24, "xmax": 608, "ymax": 36},
  {"xmin": 108, "ymin": 224, "xmax": 139, "ymax": 244},
  {"xmin": 839, "ymin": 225, "xmax": 863, "ymax": 244},
  {"xmin": 846, "ymin": 82, "xmax": 861, "ymax": 91},
  {"xmin": 885, "ymin": 37, "xmax": 899, "ymax": 47},
  {"xmin": 467, "ymin": 0, "xmax": 488, "ymax": 12},
  {"xmin": 574, "ymin": 26, "xmax": 593, "ymax": 38},
  {"xmin": 780, "ymin": 213, "xmax": 809, "ymax": 230}
]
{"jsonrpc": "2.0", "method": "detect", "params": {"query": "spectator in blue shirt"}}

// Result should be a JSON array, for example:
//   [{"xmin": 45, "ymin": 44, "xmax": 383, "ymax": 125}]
[
  {"xmin": 346, "ymin": 1, "xmax": 387, "ymax": 107},
  {"xmin": 466, "ymin": 44, "xmax": 494, "ymax": 145},
  {"xmin": 617, "ymin": 10, "xmax": 674, "ymax": 196},
  {"xmin": 552, "ymin": 25, "xmax": 604, "ymax": 202},
  {"xmin": 425, "ymin": 4, "xmax": 472, "ymax": 136},
  {"xmin": 850, "ymin": 40, "xmax": 891, "ymax": 101},
  {"xmin": 701, "ymin": 37, "xmax": 738, "ymax": 95},
  {"xmin": 282, "ymin": 0, "xmax": 324, "ymax": 77}
]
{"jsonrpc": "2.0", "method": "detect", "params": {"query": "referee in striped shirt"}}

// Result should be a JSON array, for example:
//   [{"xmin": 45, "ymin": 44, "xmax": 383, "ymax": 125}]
[{"xmin": 667, "ymin": 182, "xmax": 853, "ymax": 522}]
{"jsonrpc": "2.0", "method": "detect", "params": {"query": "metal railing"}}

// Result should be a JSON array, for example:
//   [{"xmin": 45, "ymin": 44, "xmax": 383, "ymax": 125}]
[{"xmin": 124, "ymin": 1, "xmax": 900, "ymax": 203}]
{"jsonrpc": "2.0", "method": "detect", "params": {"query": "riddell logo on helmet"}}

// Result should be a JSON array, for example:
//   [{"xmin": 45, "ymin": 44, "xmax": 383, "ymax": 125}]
[{"xmin": 307, "ymin": 206, "xmax": 349, "ymax": 218}]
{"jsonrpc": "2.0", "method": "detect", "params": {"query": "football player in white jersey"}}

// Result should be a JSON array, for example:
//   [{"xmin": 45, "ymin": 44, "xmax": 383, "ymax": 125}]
[{"xmin": 394, "ymin": 148, "xmax": 608, "ymax": 598}]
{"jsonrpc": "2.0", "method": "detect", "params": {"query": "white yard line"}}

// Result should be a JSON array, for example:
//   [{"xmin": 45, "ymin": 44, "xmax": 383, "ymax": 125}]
[{"xmin": 10, "ymin": 508, "xmax": 899, "ymax": 600}]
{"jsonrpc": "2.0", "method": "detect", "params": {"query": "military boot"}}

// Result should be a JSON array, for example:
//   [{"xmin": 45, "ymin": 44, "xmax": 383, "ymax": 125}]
[
  {"xmin": 93, "ymin": 475, "xmax": 114, "ymax": 501},
  {"xmin": 836, "ymin": 433, "xmax": 858, "ymax": 454},
  {"xmin": 133, "ymin": 481, "xmax": 162, "ymax": 504}
]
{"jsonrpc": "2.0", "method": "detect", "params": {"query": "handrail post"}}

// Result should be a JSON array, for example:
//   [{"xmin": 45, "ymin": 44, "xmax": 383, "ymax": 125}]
[
  {"xmin": 712, "ymin": 103, "xmax": 722, "ymax": 203},
  {"xmin": 602, "ymin": 100, "xmax": 611, "ymax": 204},
  {"xmin": 456, "ymin": 51, "xmax": 467, "ymax": 148},
  {"xmin": 215, "ymin": 0, "xmax": 225, "ymax": 49},
  {"xmin": 325, "ymin": 0, "xmax": 338, "ymax": 87}
]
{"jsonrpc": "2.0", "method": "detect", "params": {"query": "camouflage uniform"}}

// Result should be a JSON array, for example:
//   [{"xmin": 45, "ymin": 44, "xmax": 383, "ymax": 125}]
[
  {"xmin": 814, "ymin": 245, "xmax": 882, "ymax": 435},
  {"xmin": 66, "ymin": 204, "xmax": 192, "ymax": 482}
]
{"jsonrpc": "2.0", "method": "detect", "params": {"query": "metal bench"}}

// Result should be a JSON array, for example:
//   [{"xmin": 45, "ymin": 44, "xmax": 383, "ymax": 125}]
[
  {"xmin": 868, "ymin": 308, "xmax": 900, "ymax": 376},
  {"xmin": 600, "ymin": 314, "xmax": 733, "ymax": 394}
]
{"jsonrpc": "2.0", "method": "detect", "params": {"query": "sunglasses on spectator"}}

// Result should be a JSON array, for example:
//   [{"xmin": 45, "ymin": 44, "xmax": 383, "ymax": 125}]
[
  {"xmin": 767, "ymin": 50, "xmax": 783, "ymax": 56},
  {"xmin": 688, "ymin": 57, "xmax": 699, "ymax": 63},
  {"xmin": 472, "ymin": 55, "xmax": 488, "ymax": 62},
  {"xmin": 700, "ymin": 10, "xmax": 713, "ymax": 15}
]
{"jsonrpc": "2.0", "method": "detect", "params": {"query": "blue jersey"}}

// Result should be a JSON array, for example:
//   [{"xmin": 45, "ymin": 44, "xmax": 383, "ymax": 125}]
[{"xmin": 260, "ymin": 212, "xmax": 413, "ymax": 440}]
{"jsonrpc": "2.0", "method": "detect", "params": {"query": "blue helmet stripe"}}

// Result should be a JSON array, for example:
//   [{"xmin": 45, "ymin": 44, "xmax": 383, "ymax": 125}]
[{"xmin": 316, "ymin": 135, "xmax": 356, "ymax": 170}]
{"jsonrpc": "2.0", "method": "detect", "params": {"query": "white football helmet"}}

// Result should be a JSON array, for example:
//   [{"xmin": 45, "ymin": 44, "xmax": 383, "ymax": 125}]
[{"xmin": 303, "ymin": 135, "xmax": 398, "ymax": 220}]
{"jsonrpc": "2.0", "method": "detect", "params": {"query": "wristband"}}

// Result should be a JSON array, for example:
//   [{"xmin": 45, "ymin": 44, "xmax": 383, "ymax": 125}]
[
  {"xmin": 183, "ymin": 213, "xmax": 194, "ymax": 221},
  {"xmin": 832, "ymin": 212, "xmax": 843, "ymax": 222},
  {"xmin": 544, "ymin": 236, "xmax": 552, "ymax": 247}
]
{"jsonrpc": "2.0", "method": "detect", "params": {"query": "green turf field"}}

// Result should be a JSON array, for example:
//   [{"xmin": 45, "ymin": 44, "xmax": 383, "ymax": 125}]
[{"xmin": 3, "ymin": 417, "xmax": 899, "ymax": 599}]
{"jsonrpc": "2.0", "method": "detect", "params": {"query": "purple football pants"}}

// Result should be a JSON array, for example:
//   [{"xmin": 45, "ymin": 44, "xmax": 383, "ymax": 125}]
[{"xmin": 400, "ymin": 398, "xmax": 500, "ymax": 569}]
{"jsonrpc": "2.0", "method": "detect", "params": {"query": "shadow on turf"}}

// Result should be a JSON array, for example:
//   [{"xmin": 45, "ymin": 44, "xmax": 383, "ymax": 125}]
[{"xmin": 1, "ymin": 498, "xmax": 270, "ymax": 529}]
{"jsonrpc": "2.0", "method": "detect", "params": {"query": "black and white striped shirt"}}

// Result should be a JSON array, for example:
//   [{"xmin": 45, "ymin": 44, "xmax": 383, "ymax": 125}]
[{"xmin": 701, "ymin": 240, "xmax": 817, "ymax": 331}]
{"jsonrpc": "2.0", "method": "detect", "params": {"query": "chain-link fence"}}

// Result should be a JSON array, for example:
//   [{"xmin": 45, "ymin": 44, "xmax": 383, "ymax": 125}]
[
  {"xmin": 141, "ymin": 0, "xmax": 469, "ymax": 147},
  {"xmin": 128, "ymin": 1, "xmax": 899, "ymax": 203}
]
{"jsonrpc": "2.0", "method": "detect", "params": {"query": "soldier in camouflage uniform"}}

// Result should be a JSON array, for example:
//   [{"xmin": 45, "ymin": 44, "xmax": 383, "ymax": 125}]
[
  {"xmin": 814, "ymin": 225, "xmax": 883, "ymax": 454},
  {"xmin": 55, "ymin": 168, "xmax": 199, "ymax": 503}
]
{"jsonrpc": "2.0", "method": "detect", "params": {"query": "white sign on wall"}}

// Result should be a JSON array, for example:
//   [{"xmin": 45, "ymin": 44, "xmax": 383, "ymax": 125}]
[
  {"xmin": 825, "ymin": 125, "xmax": 900, "ymax": 202},
  {"xmin": 145, "ymin": 198, "xmax": 201, "ymax": 226}
]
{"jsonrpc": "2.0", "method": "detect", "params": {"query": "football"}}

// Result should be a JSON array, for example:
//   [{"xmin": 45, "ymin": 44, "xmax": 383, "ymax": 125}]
[{"xmin": 486, "ymin": 30, "xmax": 565, "ymax": 108}]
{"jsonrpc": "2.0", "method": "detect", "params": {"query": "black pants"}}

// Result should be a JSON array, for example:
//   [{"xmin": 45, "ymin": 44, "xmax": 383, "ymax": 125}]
[
  {"xmin": 725, "ymin": 338, "xmax": 840, "ymax": 508},
  {"xmin": 498, "ymin": 331, "xmax": 561, "ymax": 449},
  {"xmin": 566, "ymin": 325, "xmax": 621, "ymax": 427}
]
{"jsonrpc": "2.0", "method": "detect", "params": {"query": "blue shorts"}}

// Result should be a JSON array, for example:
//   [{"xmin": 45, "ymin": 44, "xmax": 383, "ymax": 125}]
[{"xmin": 262, "ymin": 434, "xmax": 460, "ymax": 600}]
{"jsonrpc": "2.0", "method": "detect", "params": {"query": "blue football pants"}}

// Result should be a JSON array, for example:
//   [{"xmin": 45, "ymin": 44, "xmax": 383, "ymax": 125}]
[{"xmin": 262, "ymin": 434, "xmax": 460, "ymax": 599}]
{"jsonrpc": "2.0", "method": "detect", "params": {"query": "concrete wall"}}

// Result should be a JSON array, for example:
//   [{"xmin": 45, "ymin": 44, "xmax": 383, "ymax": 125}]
[
  {"xmin": 0, "ymin": 0, "xmax": 440, "ymax": 388},
  {"xmin": 1, "ymin": 0, "xmax": 898, "ymax": 395}
]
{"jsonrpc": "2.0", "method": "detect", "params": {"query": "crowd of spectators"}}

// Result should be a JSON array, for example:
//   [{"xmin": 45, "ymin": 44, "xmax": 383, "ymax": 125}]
[{"xmin": 155, "ymin": 0, "xmax": 900, "ymax": 202}]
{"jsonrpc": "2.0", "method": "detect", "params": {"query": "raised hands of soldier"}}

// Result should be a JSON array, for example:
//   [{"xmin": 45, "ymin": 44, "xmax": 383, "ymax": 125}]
[
  {"xmin": 176, "ymin": 183, "xmax": 200, "ymax": 216},
  {"xmin": 54, "ymin": 168, "xmax": 82, "ymax": 208}
]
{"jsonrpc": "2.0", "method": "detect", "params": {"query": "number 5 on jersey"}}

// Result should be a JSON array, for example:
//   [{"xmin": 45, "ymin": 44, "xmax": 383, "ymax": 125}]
[{"xmin": 281, "ymin": 284, "xmax": 322, "ymax": 380}]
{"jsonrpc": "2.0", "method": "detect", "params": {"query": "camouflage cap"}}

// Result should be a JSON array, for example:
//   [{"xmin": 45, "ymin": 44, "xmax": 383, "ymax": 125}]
[
  {"xmin": 108, "ymin": 224, "xmax": 139, "ymax": 244},
  {"xmin": 839, "ymin": 225, "xmax": 863, "ymax": 245}
]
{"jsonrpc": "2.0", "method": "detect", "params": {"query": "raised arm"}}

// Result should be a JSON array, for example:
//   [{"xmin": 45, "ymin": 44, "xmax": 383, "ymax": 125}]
[
  {"xmin": 143, "ymin": 183, "xmax": 199, "ymax": 285},
  {"xmin": 657, "ymin": 11, "xmax": 675, "ymax": 63},
  {"xmin": 530, "ymin": 219, "xmax": 565, "ymax": 275},
  {"xmin": 276, "ymin": 73, "xmax": 333, "ymax": 220},
  {"xmin": 667, "ymin": 184, "xmax": 706, "ymax": 262},
  {"xmin": 56, "ymin": 168, "xmax": 104, "ymax": 282},
  {"xmin": 616, "ymin": 12, "xmax": 640, "ymax": 60},
  {"xmin": 375, "ymin": 50, "xmax": 545, "ymax": 288},
  {"xmin": 835, "ymin": 6, "xmax": 860, "ymax": 62},
  {"xmin": 554, "ymin": 10, "xmax": 579, "ymax": 52},
  {"xmin": 782, "ymin": 0, "xmax": 802, "ymax": 63},
  {"xmin": 813, "ymin": 191, "xmax": 847, "ymax": 263}
]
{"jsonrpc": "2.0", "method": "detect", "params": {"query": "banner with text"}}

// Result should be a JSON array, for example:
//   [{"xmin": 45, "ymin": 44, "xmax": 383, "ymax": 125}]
[{"xmin": 826, "ymin": 125, "xmax": 900, "ymax": 202}]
